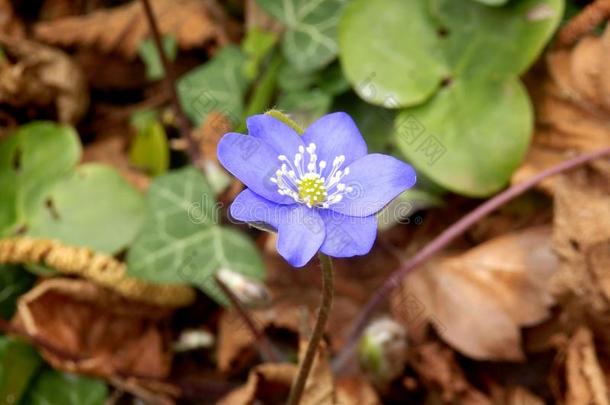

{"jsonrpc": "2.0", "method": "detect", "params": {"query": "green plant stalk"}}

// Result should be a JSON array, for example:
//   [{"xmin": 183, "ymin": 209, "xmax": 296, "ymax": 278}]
[
  {"xmin": 237, "ymin": 52, "xmax": 283, "ymax": 132},
  {"xmin": 287, "ymin": 253, "xmax": 334, "ymax": 405}
]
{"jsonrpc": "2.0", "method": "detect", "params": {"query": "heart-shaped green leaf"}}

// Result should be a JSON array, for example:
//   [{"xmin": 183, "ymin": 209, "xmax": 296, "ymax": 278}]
[
  {"xmin": 23, "ymin": 369, "xmax": 108, "ymax": 405},
  {"xmin": 257, "ymin": 0, "xmax": 346, "ymax": 73},
  {"xmin": 339, "ymin": 0, "xmax": 563, "ymax": 108},
  {"xmin": 0, "ymin": 265, "xmax": 36, "ymax": 319},
  {"xmin": 469, "ymin": 0, "xmax": 509, "ymax": 6},
  {"xmin": 0, "ymin": 122, "xmax": 81, "ymax": 236},
  {"xmin": 127, "ymin": 167, "xmax": 265, "ymax": 306},
  {"xmin": 177, "ymin": 46, "xmax": 248, "ymax": 127},
  {"xmin": 27, "ymin": 164, "xmax": 147, "ymax": 254},
  {"xmin": 395, "ymin": 78, "xmax": 532, "ymax": 196},
  {"xmin": 429, "ymin": 0, "xmax": 564, "ymax": 78},
  {"xmin": 0, "ymin": 337, "xmax": 42, "ymax": 405},
  {"xmin": 339, "ymin": 0, "xmax": 449, "ymax": 108}
]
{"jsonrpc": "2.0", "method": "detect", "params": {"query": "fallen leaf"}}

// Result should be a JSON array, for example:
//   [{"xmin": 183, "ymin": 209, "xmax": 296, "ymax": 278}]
[
  {"xmin": 564, "ymin": 328, "xmax": 609, "ymax": 405},
  {"xmin": 551, "ymin": 165, "xmax": 610, "ymax": 314},
  {"xmin": 216, "ymin": 362, "xmax": 295, "ymax": 405},
  {"xmin": 0, "ymin": 0, "xmax": 24, "ymax": 37},
  {"xmin": 217, "ymin": 340, "xmax": 380, "ymax": 405},
  {"xmin": 216, "ymin": 293, "xmax": 360, "ymax": 372},
  {"xmin": 0, "ymin": 35, "xmax": 88, "ymax": 123},
  {"xmin": 336, "ymin": 377, "xmax": 381, "ymax": 405},
  {"xmin": 505, "ymin": 386, "xmax": 546, "ymax": 405},
  {"xmin": 12, "ymin": 278, "xmax": 173, "ymax": 379},
  {"xmin": 513, "ymin": 25, "xmax": 610, "ymax": 191},
  {"xmin": 196, "ymin": 110, "xmax": 232, "ymax": 164},
  {"xmin": 33, "ymin": 0, "xmax": 230, "ymax": 59},
  {"xmin": 391, "ymin": 226, "xmax": 558, "ymax": 361},
  {"xmin": 409, "ymin": 342, "xmax": 491, "ymax": 404}
]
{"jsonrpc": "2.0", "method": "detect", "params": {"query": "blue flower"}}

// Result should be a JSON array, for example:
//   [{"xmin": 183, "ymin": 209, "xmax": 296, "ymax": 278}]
[{"xmin": 217, "ymin": 112, "xmax": 416, "ymax": 267}]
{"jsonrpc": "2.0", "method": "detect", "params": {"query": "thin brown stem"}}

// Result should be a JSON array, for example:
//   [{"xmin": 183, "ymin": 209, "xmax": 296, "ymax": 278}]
[
  {"xmin": 287, "ymin": 253, "xmax": 334, "ymax": 405},
  {"xmin": 214, "ymin": 276, "xmax": 281, "ymax": 363},
  {"xmin": 333, "ymin": 146, "xmax": 610, "ymax": 373},
  {"xmin": 139, "ymin": 0, "xmax": 201, "ymax": 166}
]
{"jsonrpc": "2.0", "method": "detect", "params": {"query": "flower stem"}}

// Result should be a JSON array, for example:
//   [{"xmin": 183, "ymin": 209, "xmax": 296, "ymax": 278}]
[
  {"xmin": 266, "ymin": 109, "xmax": 304, "ymax": 135},
  {"xmin": 139, "ymin": 0, "xmax": 201, "ymax": 166},
  {"xmin": 333, "ymin": 146, "xmax": 610, "ymax": 373},
  {"xmin": 287, "ymin": 253, "xmax": 334, "ymax": 405}
]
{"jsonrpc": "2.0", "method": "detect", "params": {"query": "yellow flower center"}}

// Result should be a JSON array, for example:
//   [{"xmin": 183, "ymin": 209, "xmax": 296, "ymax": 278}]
[{"xmin": 297, "ymin": 174, "xmax": 327, "ymax": 206}]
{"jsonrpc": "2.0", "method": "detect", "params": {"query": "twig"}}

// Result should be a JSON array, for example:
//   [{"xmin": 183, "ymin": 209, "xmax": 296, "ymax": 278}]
[
  {"xmin": 214, "ymin": 276, "xmax": 281, "ymax": 363},
  {"xmin": 333, "ymin": 146, "xmax": 610, "ymax": 373},
  {"xmin": 557, "ymin": 0, "xmax": 610, "ymax": 47},
  {"xmin": 139, "ymin": 0, "xmax": 201, "ymax": 166},
  {"xmin": 287, "ymin": 253, "xmax": 334, "ymax": 405}
]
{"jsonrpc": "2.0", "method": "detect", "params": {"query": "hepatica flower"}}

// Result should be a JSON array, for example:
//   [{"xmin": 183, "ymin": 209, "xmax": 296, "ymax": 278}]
[{"xmin": 217, "ymin": 112, "xmax": 416, "ymax": 267}]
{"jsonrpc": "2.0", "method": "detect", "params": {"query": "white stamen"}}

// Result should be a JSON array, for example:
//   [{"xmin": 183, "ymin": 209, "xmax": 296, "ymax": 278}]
[{"xmin": 271, "ymin": 143, "xmax": 352, "ymax": 208}]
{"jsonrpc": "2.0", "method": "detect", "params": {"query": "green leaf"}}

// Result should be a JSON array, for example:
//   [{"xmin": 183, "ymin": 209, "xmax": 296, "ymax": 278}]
[
  {"xmin": 0, "ymin": 122, "xmax": 81, "ymax": 236},
  {"xmin": 242, "ymin": 28, "xmax": 279, "ymax": 80},
  {"xmin": 177, "ymin": 46, "xmax": 249, "ymax": 127},
  {"xmin": 395, "ymin": 78, "xmax": 532, "ymax": 196},
  {"xmin": 376, "ymin": 189, "xmax": 443, "ymax": 231},
  {"xmin": 0, "ymin": 337, "xmax": 42, "ymax": 405},
  {"xmin": 429, "ymin": 0, "xmax": 564, "ymax": 78},
  {"xmin": 316, "ymin": 62, "xmax": 350, "ymax": 96},
  {"xmin": 332, "ymin": 93, "xmax": 395, "ymax": 153},
  {"xmin": 28, "ymin": 164, "xmax": 147, "ymax": 254},
  {"xmin": 277, "ymin": 88, "xmax": 332, "ymax": 127},
  {"xmin": 339, "ymin": 0, "xmax": 449, "ymax": 108},
  {"xmin": 469, "ymin": 0, "xmax": 509, "ymax": 5},
  {"xmin": 257, "ymin": 0, "xmax": 347, "ymax": 73},
  {"xmin": 23, "ymin": 369, "xmax": 108, "ymax": 405},
  {"xmin": 0, "ymin": 265, "xmax": 35, "ymax": 319},
  {"xmin": 129, "ymin": 119, "xmax": 169, "ymax": 176},
  {"xmin": 138, "ymin": 35, "xmax": 177, "ymax": 80},
  {"xmin": 339, "ymin": 0, "xmax": 563, "ymax": 107},
  {"xmin": 277, "ymin": 62, "xmax": 316, "ymax": 91},
  {"xmin": 127, "ymin": 167, "xmax": 265, "ymax": 306}
]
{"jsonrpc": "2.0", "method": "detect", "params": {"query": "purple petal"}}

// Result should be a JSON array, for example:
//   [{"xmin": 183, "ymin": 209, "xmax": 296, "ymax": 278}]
[
  {"xmin": 247, "ymin": 114, "xmax": 304, "ymax": 157},
  {"xmin": 319, "ymin": 210, "xmax": 377, "ymax": 257},
  {"xmin": 217, "ymin": 132, "xmax": 292, "ymax": 204},
  {"xmin": 230, "ymin": 189, "xmax": 288, "ymax": 231},
  {"xmin": 302, "ymin": 112, "xmax": 367, "ymax": 167},
  {"xmin": 331, "ymin": 154, "xmax": 416, "ymax": 217},
  {"xmin": 277, "ymin": 205, "xmax": 325, "ymax": 267},
  {"xmin": 230, "ymin": 191, "xmax": 324, "ymax": 267}
]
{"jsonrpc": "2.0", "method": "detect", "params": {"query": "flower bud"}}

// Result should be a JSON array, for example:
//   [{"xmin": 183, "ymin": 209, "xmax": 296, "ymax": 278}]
[
  {"xmin": 173, "ymin": 328, "xmax": 215, "ymax": 352},
  {"xmin": 358, "ymin": 317, "xmax": 407, "ymax": 386},
  {"xmin": 216, "ymin": 268, "xmax": 271, "ymax": 308}
]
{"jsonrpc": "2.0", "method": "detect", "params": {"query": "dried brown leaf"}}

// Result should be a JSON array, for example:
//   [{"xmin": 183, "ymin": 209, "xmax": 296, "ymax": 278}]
[
  {"xmin": 217, "ymin": 341, "xmax": 367, "ymax": 405},
  {"xmin": 0, "ymin": 0, "xmax": 24, "ymax": 37},
  {"xmin": 392, "ymin": 226, "xmax": 558, "ymax": 361},
  {"xmin": 0, "ymin": 35, "xmax": 88, "ymax": 123},
  {"xmin": 196, "ymin": 110, "xmax": 232, "ymax": 164},
  {"xmin": 551, "ymin": 165, "xmax": 610, "ymax": 314},
  {"xmin": 565, "ymin": 328, "xmax": 609, "ymax": 405},
  {"xmin": 409, "ymin": 342, "xmax": 491, "ymax": 404},
  {"xmin": 33, "ymin": 0, "xmax": 229, "ymax": 58},
  {"xmin": 514, "ymin": 25, "xmax": 610, "ymax": 190},
  {"xmin": 504, "ymin": 386, "xmax": 546, "ymax": 405},
  {"xmin": 12, "ymin": 278, "xmax": 173, "ymax": 379}
]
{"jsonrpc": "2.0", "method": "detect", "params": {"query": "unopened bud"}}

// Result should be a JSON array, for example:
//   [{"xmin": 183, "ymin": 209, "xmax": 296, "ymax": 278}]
[
  {"xmin": 173, "ymin": 328, "xmax": 215, "ymax": 352},
  {"xmin": 217, "ymin": 268, "xmax": 271, "ymax": 308},
  {"xmin": 358, "ymin": 317, "xmax": 407, "ymax": 386}
]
